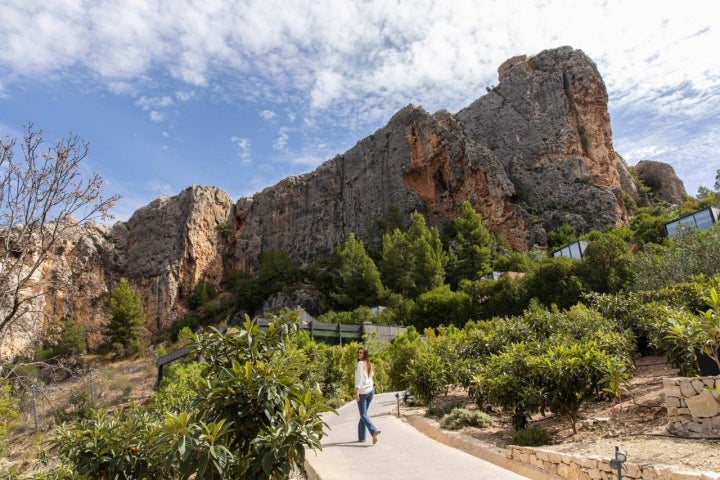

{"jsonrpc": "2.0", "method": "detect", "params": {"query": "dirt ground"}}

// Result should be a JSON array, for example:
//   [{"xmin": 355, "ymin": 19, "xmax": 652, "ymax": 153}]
[{"xmin": 428, "ymin": 355, "xmax": 720, "ymax": 473}]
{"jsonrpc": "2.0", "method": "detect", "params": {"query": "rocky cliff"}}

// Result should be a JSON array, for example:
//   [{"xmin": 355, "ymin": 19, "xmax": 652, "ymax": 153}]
[
  {"xmin": 229, "ymin": 47, "xmax": 641, "ymax": 262},
  {"xmin": 0, "ymin": 46, "xmax": 686, "ymax": 359}
]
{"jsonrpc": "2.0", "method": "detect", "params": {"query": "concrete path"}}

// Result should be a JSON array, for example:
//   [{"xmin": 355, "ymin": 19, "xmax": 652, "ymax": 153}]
[{"xmin": 305, "ymin": 392, "xmax": 533, "ymax": 480}]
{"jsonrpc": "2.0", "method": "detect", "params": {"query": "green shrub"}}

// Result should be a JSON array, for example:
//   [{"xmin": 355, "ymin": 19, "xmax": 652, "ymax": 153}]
[
  {"xmin": 52, "ymin": 312, "xmax": 330, "ymax": 480},
  {"xmin": 664, "ymin": 287, "xmax": 720, "ymax": 375},
  {"xmin": 426, "ymin": 396, "xmax": 465, "ymax": 418},
  {"xmin": 0, "ymin": 380, "xmax": 20, "ymax": 455},
  {"xmin": 512, "ymin": 425, "xmax": 552, "ymax": 446},
  {"xmin": 386, "ymin": 326, "xmax": 424, "ymax": 391},
  {"xmin": 440, "ymin": 407, "xmax": 493, "ymax": 430},
  {"xmin": 188, "ymin": 281, "xmax": 218, "ymax": 310},
  {"xmin": 52, "ymin": 389, "xmax": 97, "ymax": 424},
  {"xmin": 36, "ymin": 318, "xmax": 86, "ymax": 361},
  {"xmin": 52, "ymin": 406, "xmax": 168, "ymax": 479},
  {"xmin": 104, "ymin": 278, "xmax": 145, "ymax": 357},
  {"xmin": 472, "ymin": 341, "xmax": 543, "ymax": 430},
  {"xmin": 537, "ymin": 342, "xmax": 618, "ymax": 433},
  {"xmin": 403, "ymin": 348, "xmax": 448, "ymax": 405}
]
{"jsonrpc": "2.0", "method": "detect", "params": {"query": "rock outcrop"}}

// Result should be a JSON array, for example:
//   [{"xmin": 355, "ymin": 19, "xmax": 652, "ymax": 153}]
[
  {"xmin": 0, "ymin": 46, "xmax": 686, "ymax": 359},
  {"xmin": 118, "ymin": 185, "xmax": 234, "ymax": 335},
  {"xmin": 635, "ymin": 160, "xmax": 687, "ymax": 205},
  {"xmin": 0, "ymin": 223, "xmax": 117, "ymax": 358}
]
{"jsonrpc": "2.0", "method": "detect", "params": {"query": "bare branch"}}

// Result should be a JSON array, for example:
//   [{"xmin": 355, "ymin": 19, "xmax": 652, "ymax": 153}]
[{"xmin": 0, "ymin": 124, "xmax": 121, "ymax": 338}]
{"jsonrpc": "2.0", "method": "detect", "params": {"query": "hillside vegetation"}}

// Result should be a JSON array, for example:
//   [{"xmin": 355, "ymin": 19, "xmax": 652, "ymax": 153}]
[{"xmin": 2, "ymin": 177, "xmax": 720, "ymax": 478}]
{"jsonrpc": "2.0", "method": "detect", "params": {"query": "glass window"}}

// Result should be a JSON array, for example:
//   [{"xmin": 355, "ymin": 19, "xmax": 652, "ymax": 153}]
[{"xmin": 694, "ymin": 209, "xmax": 714, "ymax": 230}]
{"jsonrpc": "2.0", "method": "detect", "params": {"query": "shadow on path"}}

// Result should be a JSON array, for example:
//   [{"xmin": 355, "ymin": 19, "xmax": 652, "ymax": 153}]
[{"xmin": 305, "ymin": 392, "xmax": 534, "ymax": 480}]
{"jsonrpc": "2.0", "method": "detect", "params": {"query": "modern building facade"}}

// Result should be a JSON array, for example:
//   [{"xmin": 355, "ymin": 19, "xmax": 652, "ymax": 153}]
[{"xmin": 664, "ymin": 207, "xmax": 720, "ymax": 236}]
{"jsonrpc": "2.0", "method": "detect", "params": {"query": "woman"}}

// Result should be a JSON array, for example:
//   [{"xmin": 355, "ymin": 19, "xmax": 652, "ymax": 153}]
[{"xmin": 355, "ymin": 346, "xmax": 381, "ymax": 444}]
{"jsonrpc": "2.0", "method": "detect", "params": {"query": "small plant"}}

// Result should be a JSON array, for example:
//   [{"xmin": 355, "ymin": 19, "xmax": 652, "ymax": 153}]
[
  {"xmin": 0, "ymin": 380, "xmax": 20, "ymax": 455},
  {"xmin": 52, "ymin": 389, "xmax": 97, "ymax": 424},
  {"xmin": 440, "ymin": 407, "xmax": 493, "ymax": 430},
  {"xmin": 512, "ymin": 425, "xmax": 552, "ymax": 446},
  {"xmin": 426, "ymin": 396, "xmax": 465, "ymax": 418}
]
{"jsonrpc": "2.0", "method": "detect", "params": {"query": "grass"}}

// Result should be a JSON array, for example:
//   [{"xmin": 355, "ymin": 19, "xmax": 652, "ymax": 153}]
[{"xmin": 1, "ymin": 353, "xmax": 157, "ymax": 476}]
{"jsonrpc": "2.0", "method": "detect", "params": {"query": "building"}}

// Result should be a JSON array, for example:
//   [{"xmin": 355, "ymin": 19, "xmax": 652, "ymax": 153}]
[
  {"xmin": 551, "ymin": 240, "xmax": 590, "ymax": 260},
  {"xmin": 483, "ymin": 271, "xmax": 527, "ymax": 281},
  {"xmin": 664, "ymin": 207, "xmax": 720, "ymax": 236}
]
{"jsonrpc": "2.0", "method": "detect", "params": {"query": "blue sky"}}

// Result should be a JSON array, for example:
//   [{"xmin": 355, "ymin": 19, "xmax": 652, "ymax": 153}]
[{"xmin": 1, "ymin": 1, "xmax": 718, "ymax": 222}]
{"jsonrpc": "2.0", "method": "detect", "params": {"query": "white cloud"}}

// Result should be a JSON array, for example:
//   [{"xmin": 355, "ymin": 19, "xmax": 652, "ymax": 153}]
[
  {"xmin": 149, "ymin": 111, "xmax": 165, "ymax": 122},
  {"xmin": 3, "ymin": 1, "xmax": 717, "ymax": 125},
  {"xmin": 136, "ymin": 95, "xmax": 174, "ymax": 110},
  {"xmin": 175, "ymin": 90, "xmax": 195, "ymax": 102},
  {"xmin": 147, "ymin": 180, "xmax": 175, "ymax": 196},
  {"xmin": 107, "ymin": 80, "xmax": 136, "ymax": 95},
  {"xmin": 615, "ymin": 120, "xmax": 720, "ymax": 196},
  {"xmin": 290, "ymin": 153, "xmax": 325, "ymax": 168},
  {"xmin": 2, "ymin": 0, "xmax": 719, "ymax": 197},
  {"xmin": 273, "ymin": 127, "xmax": 290, "ymax": 151},
  {"xmin": 231, "ymin": 136, "xmax": 252, "ymax": 163},
  {"xmin": 260, "ymin": 109, "xmax": 276, "ymax": 121}
]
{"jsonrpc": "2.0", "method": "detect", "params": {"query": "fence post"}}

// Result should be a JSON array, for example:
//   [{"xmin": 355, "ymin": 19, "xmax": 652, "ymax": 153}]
[
  {"xmin": 89, "ymin": 368, "xmax": 96, "ymax": 399},
  {"xmin": 31, "ymin": 384, "xmax": 38, "ymax": 431}
]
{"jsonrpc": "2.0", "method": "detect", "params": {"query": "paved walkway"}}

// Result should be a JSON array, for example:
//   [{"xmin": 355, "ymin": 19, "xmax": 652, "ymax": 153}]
[{"xmin": 305, "ymin": 392, "xmax": 533, "ymax": 480}]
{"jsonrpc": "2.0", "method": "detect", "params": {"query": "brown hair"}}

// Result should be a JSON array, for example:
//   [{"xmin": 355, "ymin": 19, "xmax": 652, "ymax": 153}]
[{"xmin": 358, "ymin": 347, "xmax": 373, "ymax": 377}]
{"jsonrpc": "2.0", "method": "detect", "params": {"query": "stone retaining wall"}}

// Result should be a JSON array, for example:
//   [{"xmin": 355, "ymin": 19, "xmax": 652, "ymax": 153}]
[
  {"xmin": 506, "ymin": 446, "xmax": 720, "ymax": 480},
  {"xmin": 664, "ymin": 376, "xmax": 720, "ymax": 437},
  {"xmin": 403, "ymin": 411, "xmax": 720, "ymax": 480}
]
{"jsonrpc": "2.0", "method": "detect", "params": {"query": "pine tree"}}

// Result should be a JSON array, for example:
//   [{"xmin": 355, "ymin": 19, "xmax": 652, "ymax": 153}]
[
  {"xmin": 381, "ymin": 212, "xmax": 446, "ymax": 297},
  {"xmin": 330, "ymin": 234, "xmax": 384, "ymax": 310},
  {"xmin": 381, "ymin": 228, "xmax": 414, "ymax": 296},
  {"xmin": 446, "ymin": 201, "xmax": 496, "ymax": 286},
  {"xmin": 104, "ymin": 278, "xmax": 145, "ymax": 356},
  {"xmin": 407, "ymin": 212, "xmax": 446, "ymax": 297}
]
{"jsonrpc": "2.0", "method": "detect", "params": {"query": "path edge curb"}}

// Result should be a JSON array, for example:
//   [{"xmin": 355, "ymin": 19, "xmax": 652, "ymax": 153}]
[{"xmin": 402, "ymin": 413, "xmax": 561, "ymax": 480}]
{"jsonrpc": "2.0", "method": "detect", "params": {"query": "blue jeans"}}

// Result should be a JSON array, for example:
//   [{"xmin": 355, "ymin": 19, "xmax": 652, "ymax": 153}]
[{"xmin": 357, "ymin": 388, "xmax": 377, "ymax": 441}]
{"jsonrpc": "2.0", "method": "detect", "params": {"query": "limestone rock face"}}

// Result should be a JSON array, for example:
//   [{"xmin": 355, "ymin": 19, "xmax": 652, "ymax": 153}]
[
  {"xmin": 457, "ymin": 46, "xmax": 637, "ymax": 244},
  {"xmin": 0, "ymin": 223, "xmax": 117, "ymax": 359},
  {"xmin": 229, "ymin": 103, "xmax": 521, "ymax": 264},
  {"xmin": 120, "ymin": 185, "xmax": 234, "ymax": 334},
  {"xmin": 229, "ymin": 47, "xmax": 642, "ymax": 260},
  {"xmin": 0, "ymin": 186, "xmax": 234, "ymax": 359},
  {"xmin": 635, "ymin": 160, "xmax": 687, "ymax": 205}
]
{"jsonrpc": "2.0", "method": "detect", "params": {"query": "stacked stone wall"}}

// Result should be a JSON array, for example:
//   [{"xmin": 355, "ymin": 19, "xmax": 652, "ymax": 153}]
[
  {"xmin": 664, "ymin": 376, "xmax": 720, "ymax": 437},
  {"xmin": 404, "ymin": 408, "xmax": 720, "ymax": 480},
  {"xmin": 506, "ymin": 446, "xmax": 720, "ymax": 480}
]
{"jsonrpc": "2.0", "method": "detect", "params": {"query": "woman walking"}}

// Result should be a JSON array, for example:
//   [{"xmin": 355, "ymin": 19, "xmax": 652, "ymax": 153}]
[{"xmin": 355, "ymin": 346, "xmax": 381, "ymax": 444}]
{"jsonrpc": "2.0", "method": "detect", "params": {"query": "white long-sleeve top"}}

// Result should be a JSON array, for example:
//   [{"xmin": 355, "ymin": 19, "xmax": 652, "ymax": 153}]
[{"xmin": 354, "ymin": 361, "xmax": 374, "ymax": 394}]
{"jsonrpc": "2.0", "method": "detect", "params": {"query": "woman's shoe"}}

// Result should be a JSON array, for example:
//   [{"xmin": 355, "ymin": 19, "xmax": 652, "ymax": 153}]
[{"xmin": 372, "ymin": 430, "xmax": 381, "ymax": 444}]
